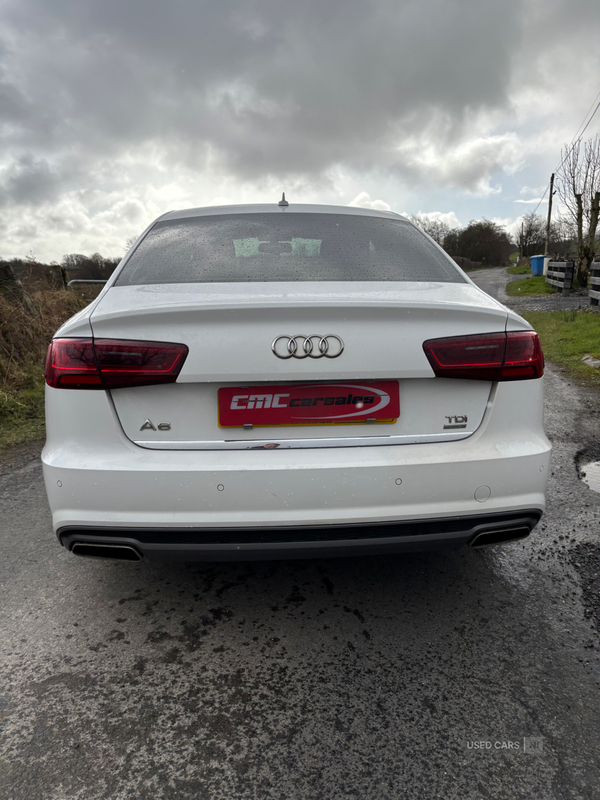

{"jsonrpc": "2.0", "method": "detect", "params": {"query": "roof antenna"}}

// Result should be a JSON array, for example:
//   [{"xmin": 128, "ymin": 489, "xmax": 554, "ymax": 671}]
[{"xmin": 278, "ymin": 192, "xmax": 289, "ymax": 207}]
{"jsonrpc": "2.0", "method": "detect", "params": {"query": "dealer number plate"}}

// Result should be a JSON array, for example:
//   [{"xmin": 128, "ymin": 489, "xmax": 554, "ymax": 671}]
[{"xmin": 218, "ymin": 381, "xmax": 399, "ymax": 427}]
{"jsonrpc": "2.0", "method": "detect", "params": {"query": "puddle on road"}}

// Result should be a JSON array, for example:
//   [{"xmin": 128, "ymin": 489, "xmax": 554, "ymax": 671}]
[{"xmin": 580, "ymin": 462, "xmax": 600, "ymax": 492}]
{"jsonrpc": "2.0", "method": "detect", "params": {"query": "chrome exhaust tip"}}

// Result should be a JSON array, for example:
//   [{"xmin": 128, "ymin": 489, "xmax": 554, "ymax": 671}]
[
  {"xmin": 469, "ymin": 526, "xmax": 531, "ymax": 548},
  {"xmin": 71, "ymin": 542, "xmax": 142, "ymax": 561}
]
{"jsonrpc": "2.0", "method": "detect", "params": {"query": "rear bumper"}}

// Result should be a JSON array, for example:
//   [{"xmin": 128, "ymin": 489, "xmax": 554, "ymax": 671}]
[
  {"xmin": 43, "ymin": 379, "xmax": 551, "ymax": 560},
  {"xmin": 58, "ymin": 510, "xmax": 542, "ymax": 561},
  {"xmin": 44, "ymin": 443, "xmax": 549, "ymax": 537}
]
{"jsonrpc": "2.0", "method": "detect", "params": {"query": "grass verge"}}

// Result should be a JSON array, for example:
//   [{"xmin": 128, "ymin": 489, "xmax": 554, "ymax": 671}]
[
  {"xmin": 507, "ymin": 265, "xmax": 531, "ymax": 275},
  {"xmin": 523, "ymin": 309, "xmax": 600, "ymax": 386},
  {"xmin": 0, "ymin": 363, "xmax": 45, "ymax": 449},
  {"xmin": 506, "ymin": 276, "xmax": 557, "ymax": 296},
  {"xmin": 0, "ymin": 288, "xmax": 87, "ymax": 452}
]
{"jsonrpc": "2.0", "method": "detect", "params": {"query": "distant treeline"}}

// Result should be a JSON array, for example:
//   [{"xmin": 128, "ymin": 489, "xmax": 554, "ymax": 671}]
[
  {"xmin": 1, "ymin": 213, "xmax": 586, "ymax": 287},
  {"xmin": 1, "ymin": 253, "xmax": 122, "ymax": 287},
  {"xmin": 412, "ymin": 213, "xmax": 580, "ymax": 266}
]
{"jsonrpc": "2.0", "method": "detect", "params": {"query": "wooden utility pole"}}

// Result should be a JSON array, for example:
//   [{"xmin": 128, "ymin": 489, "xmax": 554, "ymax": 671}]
[
  {"xmin": 520, "ymin": 222, "xmax": 524, "ymax": 260},
  {"xmin": 545, "ymin": 173, "xmax": 555, "ymax": 255}
]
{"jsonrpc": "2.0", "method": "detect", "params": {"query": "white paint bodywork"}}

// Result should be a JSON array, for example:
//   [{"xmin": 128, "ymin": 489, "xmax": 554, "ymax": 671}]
[
  {"xmin": 91, "ymin": 282, "xmax": 504, "ymax": 448},
  {"xmin": 44, "ymin": 378, "xmax": 549, "ymax": 529},
  {"xmin": 42, "ymin": 203, "xmax": 551, "ymax": 556}
]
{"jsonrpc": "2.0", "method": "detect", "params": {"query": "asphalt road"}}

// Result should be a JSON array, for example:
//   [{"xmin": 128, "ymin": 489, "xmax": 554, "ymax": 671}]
[
  {"xmin": 1, "ymin": 270, "xmax": 600, "ymax": 800},
  {"xmin": 467, "ymin": 266, "xmax": 515, "ymax": 302}
]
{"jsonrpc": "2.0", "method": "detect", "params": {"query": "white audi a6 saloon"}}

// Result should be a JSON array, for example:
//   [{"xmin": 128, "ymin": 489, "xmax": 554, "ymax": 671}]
[{"xmin": 42, "ymin": 201, "xmax": 551, "ymax": 562}]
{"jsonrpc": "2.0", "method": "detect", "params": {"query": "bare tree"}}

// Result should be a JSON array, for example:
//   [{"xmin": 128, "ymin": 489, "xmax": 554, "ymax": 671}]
[
  {"xmin": 517, "ymin": 212, "xmax": 546, "ymax": 257},
  {"xmin": 517, "ymin": 212, "xmax": 574, "ymax": 259},
  {"xmin": 556, "ymin": 135, "xmax": 600, "ymax": 285},
  {"xmin": 409, "ymin": 216, "xmax": 452, "ymax": 247},
  {"xmin": 410, "ymin": 214, "xmax": 452, "ymax": 247},
  {"xmin": 549, "ymin": 217, "xmax": 577, "ymax": 260}
]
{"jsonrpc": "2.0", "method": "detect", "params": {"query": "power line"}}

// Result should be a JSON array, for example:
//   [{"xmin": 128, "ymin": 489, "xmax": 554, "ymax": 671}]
[
  {"xmin": 555, "ymin": 98, "xmax": 600, "ymax": 174},
  {"xmin": 571, "ymin": 86, "xmax": 600, "ymax": 143},
  {"xmin": 530, "ymin": 90, "xmax": 600, "ymax": 216}
]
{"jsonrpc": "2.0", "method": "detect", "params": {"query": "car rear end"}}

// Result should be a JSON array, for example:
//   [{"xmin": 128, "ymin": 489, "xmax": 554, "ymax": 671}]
[{"xmin": 42, "ymin": 204, "xmax": 550, "ymax": 561}]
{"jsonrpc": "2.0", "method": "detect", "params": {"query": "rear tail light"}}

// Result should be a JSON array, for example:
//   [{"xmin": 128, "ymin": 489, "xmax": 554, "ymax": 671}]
[
  {"xmin": 45, "ymin": 338, "xmax": 189, "ymax": 389},
  {"xmin": 423, "ymin": 331, "xmax": 544, "ymax": 381}
]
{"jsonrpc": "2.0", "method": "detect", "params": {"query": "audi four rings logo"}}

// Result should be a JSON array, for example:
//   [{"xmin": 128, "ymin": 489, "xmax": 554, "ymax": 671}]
[{"xmin": 272, "ymin": 334, "xmax": 345, "ymax": 359}]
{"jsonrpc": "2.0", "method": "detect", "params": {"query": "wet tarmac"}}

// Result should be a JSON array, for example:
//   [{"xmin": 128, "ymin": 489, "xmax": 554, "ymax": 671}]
[
  {"xmin": 1, "ymin": 268, "xmax": 600, "ymax": 799},
  {"xmin": 580, "ymin": 462, "xmax": 600, "ymax": 493}
]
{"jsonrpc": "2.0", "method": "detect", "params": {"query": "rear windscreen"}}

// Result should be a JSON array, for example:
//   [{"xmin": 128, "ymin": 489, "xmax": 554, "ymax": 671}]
[{"xmin": 116, "ymin": 213, "xmax": 465, "ymax": 285}]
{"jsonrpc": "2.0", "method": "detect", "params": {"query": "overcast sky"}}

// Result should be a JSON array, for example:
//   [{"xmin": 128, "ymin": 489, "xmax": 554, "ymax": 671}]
[{"xmin": 1, "ymin": 0, "xmax": 599, "ymax": 262}]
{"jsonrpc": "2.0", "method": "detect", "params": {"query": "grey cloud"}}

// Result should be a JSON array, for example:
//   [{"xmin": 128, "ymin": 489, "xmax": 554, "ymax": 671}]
[
  {"xmin": 0, "ymin": 0, "xmax": 598, "ymax": 215},
  {"xmin": 0, "ymin": 155, "xmax": 61, "ymax": 206},
  {"xmin": 1, "ymin": 0, "xmax": 526, "ymax": 186},
  {"xmin": 13, "ymin": 223, "xmax": 38, "ymax": 240},
  {"xmin": 0, "ymin": 42, "xmax": 33, "ymax": 131},
  {"xmin": 0, "ymin": 80, "xmax": 30, "ymax": 126},
  {"xmin": 0, "ymin": 153, "xmax": 88, "ymax": 208}
]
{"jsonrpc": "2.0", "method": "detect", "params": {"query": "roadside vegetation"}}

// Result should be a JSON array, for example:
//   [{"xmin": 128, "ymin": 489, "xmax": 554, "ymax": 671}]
[
  {"xmin": 507, "ymin": 264, "xmax": 531, "ymax": 275},
  {"xmin": 555, "ymin": 135, "xmax": 600, "ymax": 286},
  {"xmin": 523, "ymin": 309, "xmax": 600, "ymax": 386},
  {"xmin": 506, "ymin": 276, "xmax": 557, "ymax": 296},
  {"xmin": 0, "ymin": 252, "xmax": 119, "ymax": 453},
  {"xmin": 0, "ymin": 286, "xmax": 87, "ymax": 452}
]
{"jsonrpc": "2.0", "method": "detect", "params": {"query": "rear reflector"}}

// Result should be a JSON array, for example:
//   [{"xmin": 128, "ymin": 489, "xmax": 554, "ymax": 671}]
[
  {"xmin": 423, "ymin": 331, "xmax": 544, "ymax": 381},
  {"xmin": 45, "ymin": 338, "xmax": 189, "ymax": 389}
]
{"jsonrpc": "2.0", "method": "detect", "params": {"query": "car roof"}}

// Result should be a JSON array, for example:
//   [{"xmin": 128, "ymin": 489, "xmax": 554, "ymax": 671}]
[{"xmin": 160, "ymin": 203, "xmax": 408, "ymax": 223}]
